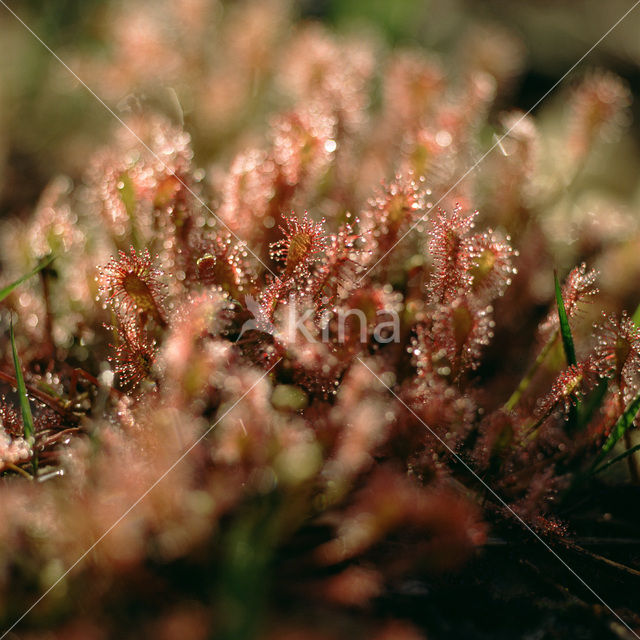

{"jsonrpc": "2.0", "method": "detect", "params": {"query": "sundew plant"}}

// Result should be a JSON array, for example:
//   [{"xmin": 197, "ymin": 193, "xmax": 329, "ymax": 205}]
[{"xmin": 1, "ymin": 1, "xmax": 640, "ymax": 638}]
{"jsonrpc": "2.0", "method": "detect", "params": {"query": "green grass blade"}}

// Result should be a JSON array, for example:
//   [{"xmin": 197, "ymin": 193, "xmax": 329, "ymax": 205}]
[
  {"xmin": 0, "ymin": 255, "xmax": 54, "ymax": 302},
  {"xmin": 591, "ymin": 391, "xmax": 640, "ymax": 471},
  {"xmin": 554, "ymin": 270, "xmax": 581, "ymax": 430},
  {"xmin": 554, "ymin": 270, "xmax": 576, "ymax": 366},
  {"xmin": 9, "ymin": 319, "xmax": 36, "ymax": 471},
  {"xmin": 632, "ymin": 301, "xmax": 640, "ymax": 328},
  {"xmin": 592, "ymin": 443, "xmax": 640, "ymax": 476}
]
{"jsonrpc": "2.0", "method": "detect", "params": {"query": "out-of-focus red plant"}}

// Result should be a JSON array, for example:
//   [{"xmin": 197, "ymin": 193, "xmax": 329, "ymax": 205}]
[{"xmin": 0, "ymin": 3, "xmax": 639, "ymax": 638}]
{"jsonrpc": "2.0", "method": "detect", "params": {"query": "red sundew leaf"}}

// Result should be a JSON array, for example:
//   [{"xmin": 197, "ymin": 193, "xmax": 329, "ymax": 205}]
[
  {"xmin": 535, "ymin": 363, "xmax": 589, "ymax": 420},
  {"xmin": 98, "ymin": 247, "xmax": 167, "ymax": 328},
  {"xmin": 269, "ymin": 211, "xmax": 327, "ymax": 278},
  {"xmin": 592, "ymin": 311, "xmax": 640, "ymax": 388},
  {"xmin": 568, "ymin": 71, "xmax": 631, "ymax": 160},
  {"xmin": 427, "ymin": 206, "xmax": 476, "ymax": 304},
  {"xmin": 465, "ymin": 229, "xmax": 517, "ymax": 300},
  {"xmin": 109, "ymin": 328, "xmax": 157, "ymax": 390}
]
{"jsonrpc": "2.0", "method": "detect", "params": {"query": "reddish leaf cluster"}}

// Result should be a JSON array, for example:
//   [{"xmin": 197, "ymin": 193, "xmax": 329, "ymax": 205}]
[{"xmin": 0, "ymin": 9, "xmax": 639, "ymax": 639}]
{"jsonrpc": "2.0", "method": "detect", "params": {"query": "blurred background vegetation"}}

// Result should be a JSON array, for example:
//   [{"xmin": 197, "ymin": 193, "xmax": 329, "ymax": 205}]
[
  {"xmin": 2, "ymin": 0, "xmax": 640, "ymax": 214},
  {"xmin": 1, "ymin": 3, "xmax": 640, "ymax": 638}
]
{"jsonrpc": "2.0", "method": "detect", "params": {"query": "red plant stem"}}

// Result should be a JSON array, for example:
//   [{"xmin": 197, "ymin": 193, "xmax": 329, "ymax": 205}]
[
  {"xmin": 4, "ymin": 463, "xmax": 32, "ymax": 479},
  {"xmin": 70, "ymin": 367, "xmax": 123, "ymax": 400},
  {"xmin": 38, "ymin": 427, "xmax": 82, "ymax": 448},
  {"xmin": 0, "ymin": 371, "xmax": 74, "ymax": 419}
]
